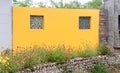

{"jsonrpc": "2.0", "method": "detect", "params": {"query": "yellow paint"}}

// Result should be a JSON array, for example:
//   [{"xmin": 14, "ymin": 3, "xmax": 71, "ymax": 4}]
[{"xmin": 13, "ymin": 7, "xmax": 99, "ymax": 50}]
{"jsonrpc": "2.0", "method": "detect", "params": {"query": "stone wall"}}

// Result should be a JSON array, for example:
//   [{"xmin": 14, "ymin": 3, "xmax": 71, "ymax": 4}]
[
  {"xmin": 99, "ymin": 9, "xmax": 108, "ymax": 43},
  {"xmin": 20, "ymin": 54, "xmax": 120, "ymax": 73}
]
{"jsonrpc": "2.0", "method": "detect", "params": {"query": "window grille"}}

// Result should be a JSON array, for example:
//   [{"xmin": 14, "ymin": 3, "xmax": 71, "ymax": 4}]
[
  {"xmin": 30, "ymin": 16, "xmax": 43, "ymax": 29},
  {"xmin": 79, "ymin": 17, "xmax": 90, "ymax": 29}
]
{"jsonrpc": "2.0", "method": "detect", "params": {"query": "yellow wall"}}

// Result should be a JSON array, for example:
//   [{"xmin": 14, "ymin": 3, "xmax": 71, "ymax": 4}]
[{"xmin": 13, "ymin": 7, "xmax": 99, "ymax": 50}]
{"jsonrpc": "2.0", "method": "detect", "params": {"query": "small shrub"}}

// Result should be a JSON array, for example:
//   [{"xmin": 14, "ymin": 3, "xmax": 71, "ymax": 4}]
[
  {"xmin": 36, "ymin": 47, "xmax": 48, "ymax": 63},
  {"xmin": 97, "ymin": 43, "xmax": 111, "ymax": 55},
  {"xmin": 0, "ymin": 48, "xmax": 42, "ymax": 73},
  {"xmin": 48, "ymin": 45, "xmax": 67, "ymax": 62},
  {"xmin": 4, "ymin": 48, "xmax": 11, "ymax": 55},
  {"xmin": 0, "ymin": 56, "xmax": 10, "ymax": 73},
  {"xmin": 90, "ymin": 62, "xmax": 110, "ymax": 73},
  {"xmin": 0, "ymin": 44, "xmax": 99, "ymax": 72},
  {"xmin": 7, "ymin": 57, "xmax": 20, "ymax": 73},
  {"xmin": 81, "ymin": 46, "xmax": 96, "ymax": 57},
  {"xmin": 73, "ymin": 45, "xmax": 96, "ymax": 58},
  {"xmin": 20, "ymin": 48, "xmax": 41, "ymax": 68},
  {"xmin": 0, "ymin": 56, "xmax": 19, "ymax": 73}
]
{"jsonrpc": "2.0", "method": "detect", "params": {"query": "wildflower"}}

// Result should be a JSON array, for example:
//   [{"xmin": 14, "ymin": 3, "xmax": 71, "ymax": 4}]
[
  {"xmin": 42, "ymin": 44, "xmax": 47, "ymax": 49},
  {"xmin": 21, "ymin": 57, "xmax": 26, "ymax": 64},
  {"xmin": 64, "ymin": 51, "xmax": 68, "ymax": 56},
  {"xmin": 0, "ymin": 56, "xmax": 3, "ymax": 62},
  {"xmin": 0, "ymin": 56, "xmax": 9, "ymax": 65},
  {"xmin": 24, "ymin": 54, "xmax": 30, "ymax": 59},
  {"xmin": 5, "ymin": 57, "xmax": 9, "ymax": 60},
  {"xmin": 26, "ymin": 54, "xmax": 30, "ymax": 59},
  {"xmin": 67, "ymin": 48, "xmax": 71, "ymax": 52}
]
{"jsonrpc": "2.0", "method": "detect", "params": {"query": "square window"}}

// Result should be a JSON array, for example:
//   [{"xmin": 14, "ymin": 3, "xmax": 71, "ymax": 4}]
[
  {"xmin": 30, "ymin": 15, "xmax": 43, "ymax": 29},
  {"xmin": 79, "ymin": 17, "xmax": 90, "ymax": 29}
]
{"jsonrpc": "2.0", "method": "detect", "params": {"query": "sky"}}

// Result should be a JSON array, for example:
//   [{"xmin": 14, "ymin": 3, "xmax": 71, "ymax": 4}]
[{"xmin": 19, "ymin": 0, "xmax": 92, "ymax": 5}]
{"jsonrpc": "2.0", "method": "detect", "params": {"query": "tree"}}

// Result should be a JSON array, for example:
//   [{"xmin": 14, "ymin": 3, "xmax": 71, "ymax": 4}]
[
  {"xmin": 37, "ymin": 2, "xmax": 47, "ymax": 8},
  {"xmin": 13, "ymin": 0, "xmax": 33, "ymax": 7},
  {"xmin": 13, "ymin": 0, "xmax": 104, "ymax": 9},
  {"xmin": 62, "ymin": 0, "xmax": 83, "ymax": 9},
  {"xmin": 49, "ymin": 0, "xmax": 82, "ymax": 8},
  {"xmin": 84, "ymin": 0, "xmax": 104, "ymax": 9},
  {"xmin": 49, "ymin": 0, "xmax": 104, "ymax": 9}
]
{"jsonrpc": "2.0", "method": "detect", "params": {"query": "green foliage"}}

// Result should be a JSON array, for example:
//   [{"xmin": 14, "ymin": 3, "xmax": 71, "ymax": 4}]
[
  {"xmin": 97, "ymin": 43, "xmax": 111, "ymax": 55},
  {"xmin": 4, "ymin": 48, "xmax": 11, "ymax": 55},
  {"xmin": 0, "ymin": 56, "xmax": 10, "ymax": 73},
  {"xmin": 50, "ymin": 0, "xmax": 82, "ymax": 8},
  {"xmin": 84, "ymin": 0, "xmax": 104, "ymax": 9},
  {"xmin": 90, "ymin": 62, "xmax": 110, "ymax": 73},
  {"xmin": 47, "ymin": 45, "xmax": 68, "ymax": 62},
  {"xmin": 0, "ymin": 48, "xmax": 41, "ymax": 73},
  {"xmin": 40, "ymin": 45, "xmax": 76, "ymax": 63},
  {"xmin": 13, "ymin": 0, "xmax": 104, "ymax": 9},
  {"xmin": 49, "ymin": 0, "xmax": 103, "ymax": 9},
  {"xmin": 35, "ymin": 47, "xmax": 48, "ymax": 63},
  {"xmin": 81, "ymin": 46, "xmax": 96, "ymax": 57},
  {"xmin": 0, "ymin": 44, "xmax": 97, "ymax": 72},
  {"xmin": 7, "ymin": 57, "xmax": 20, "ymax": 73},
  {"xmin": 37, "ymin": 2, "xmax": 47, "ymax": 8},
  {"xmin": 20, "ymin": 49, "xmax": 41, "ymax": 68},
  {"xmin": 13, "ymin": 0, "xmax": 33, "ymax": 7},
  {"xmin": 0, "ymin": 55, "xmax": 20, "ymax": 73}
]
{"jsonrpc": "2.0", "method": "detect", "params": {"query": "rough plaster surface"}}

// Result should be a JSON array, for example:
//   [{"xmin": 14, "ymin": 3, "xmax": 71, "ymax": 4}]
[{"xmin": 0, "ymin": 0, "xmax": 12, "ymax": 50}]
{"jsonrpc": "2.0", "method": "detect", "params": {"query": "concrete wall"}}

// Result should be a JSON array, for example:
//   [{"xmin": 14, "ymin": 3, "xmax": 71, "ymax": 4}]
[
  {"xmin": 13, "ymin": 7, "xmax": 99, "ymax": 50},
  {"xmin": 105, "ymin": 0, "xmax": 120, "ymax": 48},
  {"xmin": 104, "ymin": 0, "xmax": 115, "ymax": 47},
  {"xmin": 114, "ymin": 0, "xmax": 120, "ymax": 47},
  {"xmin": 0, "ymin": 0, "xmax": 12, "ymax": 50}
]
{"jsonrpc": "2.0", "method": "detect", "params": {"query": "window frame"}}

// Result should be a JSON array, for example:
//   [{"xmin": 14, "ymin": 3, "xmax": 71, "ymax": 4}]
[
  {"xmin": 79, "ymin": 16, "xmax": 91, "ymax": 29},
  {"xmin": 30, "ymin": 15, "xmax": 44, "ymax": 29}
]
